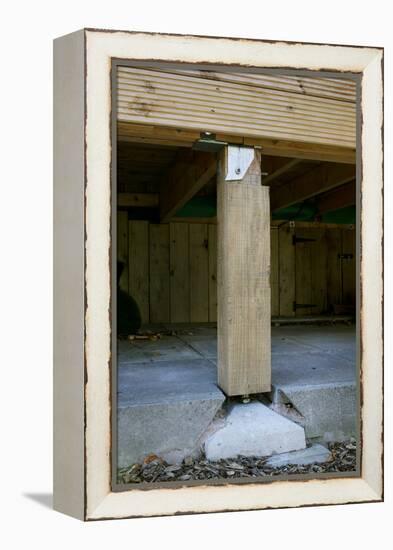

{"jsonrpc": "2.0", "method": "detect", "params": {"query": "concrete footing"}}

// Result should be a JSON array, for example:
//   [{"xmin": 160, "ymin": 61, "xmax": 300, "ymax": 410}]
[{"xmin": 204, "ymin": 401, "xmax": 306, "ymax": 461}]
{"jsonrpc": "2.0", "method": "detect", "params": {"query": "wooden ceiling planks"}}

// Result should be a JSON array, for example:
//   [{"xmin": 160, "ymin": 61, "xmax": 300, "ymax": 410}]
[{"xmin": 117, "ymin": 66, "xmax": 356, "ymax": 150}]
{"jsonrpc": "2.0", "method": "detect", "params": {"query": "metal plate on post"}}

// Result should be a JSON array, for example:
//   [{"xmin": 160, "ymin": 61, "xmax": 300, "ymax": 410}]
[{"xmin": 225, "ymin": 145, "xmax": 255, "ymax": 181}]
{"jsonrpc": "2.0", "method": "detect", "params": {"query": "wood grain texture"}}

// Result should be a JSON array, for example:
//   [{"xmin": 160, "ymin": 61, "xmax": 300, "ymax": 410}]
[
  {"xmin": 295, "ymin": 229, "xmax": 314, "ymax": 316},
  {"xmin": 278, "ymin": 225, "xmax": 296, "ymax": 316},
  {"xmin": 118, "ymin": 121, "xmax": 356, "ymax": 163},
  {"xmin": 118, "ymin": 66, "xmax": 356, "ymax": 148},
  {"xmin": 270, "ymin": 227, "xmax": 280, "ymax": 316},
  {"xmin": 326, "ymin": 228, "xmax": 343, "ymax": 308},
  {"xmin": 217, "ymin": 148, "xmax": 271, "ymax": 396},
  {"xmin": 149, "ymin": 224, "xmax": 170, "ymax": 322},
  {"xmin": 271, "ymin": 163, "xmax": 356, "ymax": 211},
  {"xmin": 118, "ymin": 192, "xmax": 159, "ymax": 207},
  {"xmin": 160, "ymin": 151, "xmax": 216, "ymax": 222},
  {"xmin": 208, "ymin": 224, "xmax": 218, "ymax": 322},
  {"xmin": 170, "ymin": 222, "xmax": 190, "ymax": 322},
  {"xmin": 310, "ymin": 228, "xmax": 328, "ymax": 313},
  {"xmin": 129, "ymin": 220, "xmax": 149, "ymax": 323},
  {"xmin": 317, "ymin": 181, "xmax": 355, "ymax": 214},
  {"xmin": 293, "ymin": 228, "xmax": 329, "ymax": 315},
  {"xmin": 189, "ymin": 223, "xmax": 209, "ymax": 322}
]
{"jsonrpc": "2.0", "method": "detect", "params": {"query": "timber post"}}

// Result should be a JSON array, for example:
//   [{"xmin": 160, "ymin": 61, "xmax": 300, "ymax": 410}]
[{"xmin": 217, "ymin": 145, "xmax": 271, "ymax": 396}]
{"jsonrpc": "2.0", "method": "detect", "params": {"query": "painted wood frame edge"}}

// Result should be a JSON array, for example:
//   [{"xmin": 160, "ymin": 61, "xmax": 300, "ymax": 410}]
[{"xmin": 53, "ymin": 28, "xmax": 383, "ymax": 521}]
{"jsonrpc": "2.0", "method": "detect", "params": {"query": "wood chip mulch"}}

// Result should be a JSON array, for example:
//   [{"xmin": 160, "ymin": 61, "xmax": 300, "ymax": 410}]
[{"xmin": 117, "ymin": 439, "xmax": 357, "ymax": 484}]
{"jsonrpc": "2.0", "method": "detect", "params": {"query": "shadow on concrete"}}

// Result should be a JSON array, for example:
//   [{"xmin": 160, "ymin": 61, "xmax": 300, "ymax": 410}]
[{"xmin": 23, "ymin": 493, "xmax": 53, "ymax": 509}]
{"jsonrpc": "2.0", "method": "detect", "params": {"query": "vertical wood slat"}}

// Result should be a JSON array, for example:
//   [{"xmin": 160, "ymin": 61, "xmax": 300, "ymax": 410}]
[
  {"xmin": 149, "ymin": 224, "xmax": 170, "ymax": 322},
  {"xmin": 279, "ymin": 225, "xmax": 295, "ymax": 316},
  {"xmin": 128, "ymin": 220, "xmax": 149, "ymax": 323},
  {"xmin": 294, "ymin": 228, "xmax": 328, "ymax": 315},
  {"xmin": 342, "ymin": 228, "xmax": 356, "ymax": 305},
  {"xmin": 170, "ymin": 222, "xmax": 190, "ymax": 322},
  {"xmin": 217, "ymin": 148, "xmax": 271, "ymax": 396},
  {"xmin": 295, "ymin": 228, "xmax": 313, "ymax": 316},
  {"xmin": 326, "ymin": 228, "xmax": 343, "ymax": 309},
  {"xmin": 208, "ymin": 224, "xmax": 218, "ymax": 322},
  {"xmin": 309, "ymin": 228, "xmax": 328, "ymax": 313},
  {"xmin": 117, "ymin": 210, "xmax": 129, "ymax": 293},
  {"xmin": 189, "ymin": 224, "xmax": 209, "ymax": 322},
  {"xmin": 124, "ymin": 219, "xmax": 351, "ymax": 323},
  {"xmin": 270, "ymin": 227, "xmax": 279, "ymax": 316}
]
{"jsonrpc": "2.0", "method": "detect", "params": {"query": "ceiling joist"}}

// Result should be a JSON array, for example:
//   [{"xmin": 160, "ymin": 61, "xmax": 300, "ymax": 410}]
[
  {"xmin": 160, "ymin": 150, "xmax": 217, "ymax": 222},
  {"xmin": 262, "ymin": 158, "xmax": 303, "ymax": 185},
  {"xmin": 118, "ymin": 122, "xmax": 355, "ymax": 164},
  {"xmin": 316, "ymin": 180, "xmax": 356, "ymax": 214},
  {"xmin": 271, "ymin": 163, "xmax": 356, "ymax": 211},
  {"xmin": 118, "ymin": 193, "xmax": 159, "ymax": 208}
]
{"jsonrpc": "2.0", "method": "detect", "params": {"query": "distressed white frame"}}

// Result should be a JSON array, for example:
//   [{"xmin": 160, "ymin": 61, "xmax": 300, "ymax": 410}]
[{"xmin": 55, "ymin": 29, "xmax": 384, "ymax": 520}]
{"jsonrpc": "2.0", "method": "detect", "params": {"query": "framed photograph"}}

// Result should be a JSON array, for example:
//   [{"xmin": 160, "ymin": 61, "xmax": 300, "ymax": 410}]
[{"xmin": 53, "ymin": 28, "xmax": 383, "ymax": 520}]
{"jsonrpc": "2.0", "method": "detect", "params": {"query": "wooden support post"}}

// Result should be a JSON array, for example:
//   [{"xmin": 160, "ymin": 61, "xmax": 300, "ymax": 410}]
[{"xmin": 217, "ymin": 146, "xmax": 271, "ymax": 396}]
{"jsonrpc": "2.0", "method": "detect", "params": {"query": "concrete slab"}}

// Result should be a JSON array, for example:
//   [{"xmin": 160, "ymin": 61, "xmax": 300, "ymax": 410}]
[
  {"xmin": 117, "ymin": 323, "xmax": 357, "ymax": 464},
  {"xmin": 265, "ymin": 444, "xmax": 331, "ymax": 467},
  {"xmin": 272, "ymin": 325, "xmax": 356, "ymax": 363},
  {"xmin": 272, "ymin": 383, "xmax": 356, "ymax": 441},
  {"xmin": 118, "ymin": 358, "xmax": 225, "ymax": 466},
  {"xmin": 204, "ymin": 402, "xmax": 306, "ymax": 461},
  {"xmin": 118, "ymin": 334, "xmax": 201, "ymax": 364},
  {"xmin": 270, "ymin": 325, "xmax": 357, "ymax": 440},
  {"xmin": 118, "ymin": 358, "xmax": 221, "ymax": 406}
]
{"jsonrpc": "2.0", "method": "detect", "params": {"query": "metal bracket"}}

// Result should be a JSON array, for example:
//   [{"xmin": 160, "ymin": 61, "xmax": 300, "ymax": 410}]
[
  {"xmin": 225, "ymin": 145, "xmax": 255, "ymax": 181},
  {"xmin": 338, "ymin": 253, "xmax": 354, "ymax": 260},
  {"xmin": 192, "ymin": 132, "xmax": 227, "ymax": 152}
]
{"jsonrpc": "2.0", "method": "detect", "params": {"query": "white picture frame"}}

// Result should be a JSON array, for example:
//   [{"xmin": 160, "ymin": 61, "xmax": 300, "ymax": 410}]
[{"xmin": 53, "ymin": 28, "xmax": 383, "ymax": 520}]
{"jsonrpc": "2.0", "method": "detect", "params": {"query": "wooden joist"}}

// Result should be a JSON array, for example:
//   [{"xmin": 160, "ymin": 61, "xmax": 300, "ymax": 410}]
[
  {"xmin": 262, "ymin": 158, "xmax": 302, "ymax": 185},
  {"xmin": 316, "ymin": 180, "xmax": 356, "ymax": 214},
  {"xmin": 160, "ymin": 150, "xmax": 217, "ymax": 222},
  {"xmin": 118, "ymin": 121, "xmax": 356, "ymax": 163},
  {"xmin": 271, "ymin": 163, "xmax": 356, "ymax": 211},
  {"xmin": 118, "ymin": 193, "xmax": 159, "ymax": 208}
]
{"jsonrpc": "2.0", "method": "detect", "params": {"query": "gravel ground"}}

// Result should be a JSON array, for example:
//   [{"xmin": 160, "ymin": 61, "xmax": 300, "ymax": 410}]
[{"xmin": 117, "ymin": 440, "xmax": 357, "ymax": 484}]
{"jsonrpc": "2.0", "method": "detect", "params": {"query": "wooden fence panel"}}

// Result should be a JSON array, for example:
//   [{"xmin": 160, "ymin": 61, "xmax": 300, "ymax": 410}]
[{"xmin": 149, "ymin": 224, "xmax": 170, "ymax": 322}]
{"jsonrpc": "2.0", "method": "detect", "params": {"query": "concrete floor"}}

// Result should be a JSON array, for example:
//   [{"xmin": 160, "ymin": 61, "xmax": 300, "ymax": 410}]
[
  {"xmin": 118, "ymin": 323, "xmax": 356, "ymax": 388},
  {"xmin": 117, "ymin": 323, "xmax": 357, "ymax": 466}
]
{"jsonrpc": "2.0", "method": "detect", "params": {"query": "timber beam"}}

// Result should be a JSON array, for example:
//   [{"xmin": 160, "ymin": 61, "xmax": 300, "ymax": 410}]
[
  {"xmin": 118, "ymin": 122, "xmax": 356, "ymax": 164},
  {"xmin": 262, "ymin": 158, "xmax": 302, "ymax": 186},
  {"xmin": 316, "ymin": 180, "xmax": 356, "ymax": 214},
  {"xmin": 160, "ymin": 150, "xmax": 217, "ymax": 222},
  {"xmin": 118, "ymin": 193, "xmax": 159, "ymax": 208},
  {"xmin": 271, "ymin": 163, "xmax": 356, "ymax": 211}
]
